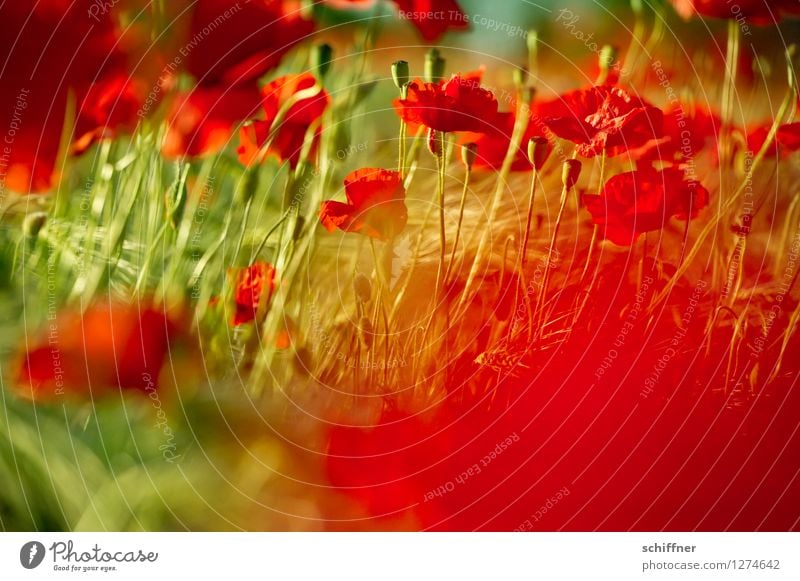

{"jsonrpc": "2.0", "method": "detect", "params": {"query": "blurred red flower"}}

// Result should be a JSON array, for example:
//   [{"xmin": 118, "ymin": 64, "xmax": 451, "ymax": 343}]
[
  {"xmin": 392, "ymin": 0, "xmax": 469, "ymax": 41},
  {"xmin": 320, "ymin": 168, "xmax": 407, "ymax": 240},
  {"xmin": 16, "ymin": 302, "xmax": 180, "ymax": 400},
  {"xmin": 544, "ymin": 85, "xmax": 664, "ymax": 158},
  {"xmin": 0, "ymin": 1, "xmax": 132, "ymax": 193},
  {"xmin": 582, "ymin": 167, "xmax": 709, "ymax": 246},
  {"xmin": 163, "ymin": 85, "xmax": 262, "ymax": 158},
  {"xmin": 394, "ymin": 74, "xmax": 499, "ymax": 134},
  {"xmin": 632, "ymin": 103, "xmax": 721, "ymax": 165},
  {"xmin": 329, "ymin": 0, "xmax": 468, "ymax": 40},
  {"xmin": 230, "ymin": 261, "xmax": 277, "ymax": 326},
  {"xmin": 237, "ymin": 73, "xmax": 330, "ymax": 168},
  {"xmin": 670, "ymin": 0, "xmax": 800, "ymax": 23},
  {"xmin": 460, "ymin": 108, "xmax": 552, "ymax": 172},
  {"xmin": 748, "ymin": 122, "xmax": 800, "ymax": 157},
  {"xmin": 73, "ymin": 76, "xmax": 148, "ymax": 155},
  {"xmin": 185, "ymin": 0, "xmax": 314, "ymax": 86},
  {"xmin": 778, "ymin": 123, "xmax": 800, "ymax": 150}
]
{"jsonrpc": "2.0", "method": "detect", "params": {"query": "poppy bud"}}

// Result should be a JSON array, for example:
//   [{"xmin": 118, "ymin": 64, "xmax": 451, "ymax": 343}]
[
  {"xmin": 392, "ymin": 60, "xmax": 410, "ymax": 91},
  {"xmin": 425, "ymin": 48, "xmax": 446, "ymax": 83},
  {"xmin": 23, "ymin": 212, "xmax": 47, "ymax": 239},
  {"xmin": 312, "ymin": 43, "xmax": 333, "ymax": 78},
  {"xmin": 461, "ymin": 142, "xmax": 478, "ymax": 170},
  {"xmin": 427, "ymin": 128, "xmax": 443, "ymax": 157},
  {"xmin": 353, "ymin": 272, "xmax": 372, "ymax": 303},
  {"xmin": 562, "ymin": 159, "xmax": 582, "ymax": 189},
  {"xmin": 528, "ymin": 137, "xmax": 549, "ymax": 171}
]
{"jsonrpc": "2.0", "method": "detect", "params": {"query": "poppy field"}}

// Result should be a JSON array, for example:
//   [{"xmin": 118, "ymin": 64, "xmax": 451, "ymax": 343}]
[{"xmin": 1, "ymin": 0, "xmax": 799, "ymax": 532}]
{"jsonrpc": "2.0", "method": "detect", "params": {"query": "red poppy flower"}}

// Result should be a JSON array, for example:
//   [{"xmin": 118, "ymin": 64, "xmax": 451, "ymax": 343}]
[
  {"xmin": 73, "ymin": 76, "xmax": 148, "ymax": 155},
  {"xmin": 778, "ymin": 123, "xmax": 800, "ymax": 150},
  {"xmin": 394, "ymin": 74, "xmax": 499, "ymax": 134},
  {"xmin": 237, "ymin": 73, "xmax": 330, "ymax": 168},
  {"xmin": 670, "ymin": 0, "xmax": 800, "ymax": 23},
  {"xmin": 748, "ymin": 122, "xmax": 800, "ymax": 157},
  {"xmin": 163, "ymin": 85, "xmax": 262, "ymax": 158},
  {"xmin": 392, "ymin": 0, "xmax": 469, "ymax": 41},
  {"xmin": 0, "ymin": 1, "xmax": 130, "ymax": 193},
  {"xmin": 16, "ymin": 302, "xmax": 180, "ymax": 400},
  {"xmin": 230, "ymin": 261, "xmax": 277, "ymax": 326},
  {"xmin": 328, "ymin": 0, "xmax": 468, "ymax": 40},
  {"xmin": 631, "ymin": 103, "xmax": 721, "ymax": 165},
  {"xmin": 185, "ymin": 0, "xmax": 314, "ymax": 87},
  {"xmin": 319, "ymin": 168, "xmax": 408, "ymax": 240},
  {"xmin": 582, "ymin": 167, "xmax": 709, "ymax": 246},
  {"xmin": 395, "ymin": 69, "xmax": 484, "ymax": 133},
  {"xmin": 459, "ymin": 107, "xmax": 552, "ymax": 172},
  {"xmin": 544, "ymin": 85, "xmax": 664, "ymax": 158}
]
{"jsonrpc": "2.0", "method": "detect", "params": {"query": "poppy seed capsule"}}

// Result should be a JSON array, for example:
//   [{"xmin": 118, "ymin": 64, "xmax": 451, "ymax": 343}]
[
  {"xmin": 528, "ymin": 137, "xmax": 549, "ymax": 171},
  {"xmin": 392, "ymin": 60, "xmax": 410, "ymax": 91},
  {"xmin": 461, "ymin": 142, "xmax": 478, "ymax": 169},
  {"xmin": 562, "ymin": 159, "xmax": 582, "ymax": 189},
  {"xmin": 425, "ymin": 48, "xmax": 445, "ymax": 83},
  {"xmin": 427, "ymin": 128, "xmax": 443, "ymax": 157},
  {"xmin": 353, "ymin": 273, "xmax": 372, "ymax": 303}
]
